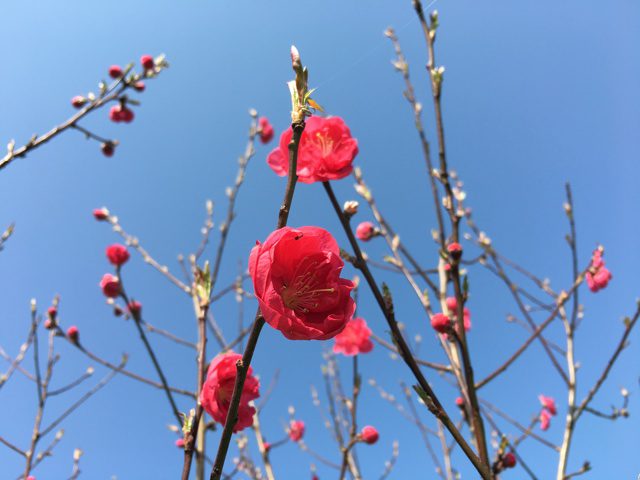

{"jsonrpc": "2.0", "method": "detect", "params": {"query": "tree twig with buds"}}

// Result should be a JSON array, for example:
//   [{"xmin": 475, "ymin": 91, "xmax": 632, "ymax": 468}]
[
  {"xmin": 209, "ymin": 46, "xmax": 310, "ymax": 480},
  {"xmin": 322, "ymin": 180, "xmax": 491, "ymax": 478}
]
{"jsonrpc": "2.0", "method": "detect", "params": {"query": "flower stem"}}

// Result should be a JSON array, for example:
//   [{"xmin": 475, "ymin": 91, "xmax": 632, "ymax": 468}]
[{"xmin": 209, "ymin": 121, "xmax": 305, "ymax": 480}]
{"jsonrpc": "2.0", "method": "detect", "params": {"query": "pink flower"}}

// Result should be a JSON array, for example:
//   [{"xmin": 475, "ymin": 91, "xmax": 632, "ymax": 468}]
[
  {"xmin": 503, "ymin": 452, "xmax": 516, "ymax": 468},
  {"xmin": 445, "ymin": 297, "xmax": 471, "ymax": 332},
  {"xmin": 200, "ymin": 351, "xmax": 260, "ymax": 433},
  {"xmin": 47, "ymin": 306, "xmax": 57, "ymax": 318},
  {"xmin": 249, "ymin": 226, "xmax": 355, "ymax": 341},
  {"xmin": 140, "ymin": 54, "xmax": 154, "ymax": 71},
  {"xmin": 108, "ymin": 65, "xmax": 123, "ymax": 79},
  {"xmin": 93, "ymin": 208, "xmax": 109, "ymax": 221},
  {"xmin": 100, "ymin": 273, "xmax": 121, "ymax": 298},
  {"xmin": 71, "ymin": 96, "xmax": 86, "ymax": 108},
  {"xmin": 133, "ymin": 81, "xmax": 146, "ymax": 92},
  {"xmin": 586, "ymin": 249, "xmax": 612, "ymax": 292},
  {"xmin": 175, "ymin": 438, "xmax": 184, "ymax": 448},
  {"xmin": 26, "ymin": 477, "xmax": 36, "ymax": 480},
  {"xmin": 67, "ymin": 325, "xmax": 79, "ymax": 343},
  {"xmin": 430, "ymin": 313, "xmax": 450, "ymax": 334},
  {"xmin": 360, "ymin": 425, "xmax": 379, "ymax": 444},
  {"xmin": 267, "ymin": 116, "xmax": 358, "ymax": 183},
  {"xmin": 333, "ymin": 317, "xmax": 373, "ymax": 356},
  {"xmin": 44, "ymin": 319, "xmax": 54, "ymax": 329},
  {"xmin": 539, "ymin": 409, "xmax": 551, "ymax": 431},
  {"xmin": 538, "ymin": 395, "xmax": 557, "ymax": 416},
  {"xmin": 258, "ymin": 117, "xmax": 274, "ymax": 144},
  {"xmin": 355, "ymin": 222, "xmax": 376, "ymax": 241},
  {"xmin": 106, "ymin": 244, "xmax": 130, "ymax": 266},
  {"xmin": 128, "ymin": 301, "xmax": 142, "ymax": 317},
  {"xmin": 101, "ymin": 142, "xmax": 115, "ymax": 157},
  {"xmin": 288, "ymin": 420, "xmax": 305, "ymax": 442}
]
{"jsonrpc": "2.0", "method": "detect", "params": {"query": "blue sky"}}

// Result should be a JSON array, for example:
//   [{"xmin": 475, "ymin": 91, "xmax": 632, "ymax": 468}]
[{"xmin": 1, "ymin": 1, "xmax": 638, "ymax": 479}]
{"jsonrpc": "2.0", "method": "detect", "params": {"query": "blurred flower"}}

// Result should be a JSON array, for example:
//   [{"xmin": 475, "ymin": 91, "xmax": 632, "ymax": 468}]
[
  {"xmin": 360, "ymin": 425, "xmax": 379, "ymax": 444},
  {"xmin": 100, "ymin": 274, "xmax": 121, "ymax": 298},
  {"xmin": 355, "ymin": 222, "xmax": 376, "ymax": 241},
  {"xmin": 333, "ymin": 317, "xmax": 373, "ymax": 356},
  {"xmin": 258, "ymin": 117, "xmax": 274, "ymax": 144},
  {"xmin": 106, "ymin": 244, "xmax": 130, "ymax": 266},
  {"xmin": 288, "ymin": 420, "xmax": 305, "ymax": 442}
]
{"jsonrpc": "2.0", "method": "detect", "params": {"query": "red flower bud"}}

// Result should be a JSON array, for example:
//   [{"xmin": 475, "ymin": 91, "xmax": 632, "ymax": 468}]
[
  {"xmin": 67, "ymin": 325, "xmax": 79, "ymax": 343},
  {"xmin": 120, "ymin": 107, "xmax": 134, "ymax": 123},
  {"xmin": 44, "ymin": 319, "xmax": 54, "ymax": 330},
  {"xmin": 447, "ymin": 242, "xmax": 462, "ymax": 258},
  {"xmin": 258, "ymin": 117, "xmax": 274, "ymax": 144},
  {"xmin": 360, "ymin": 425, "xmax": 379, "ymax": 444},
  {"xmin": 109, "ymin": 105, "xmax": 123, "ymax": 123},
  {"xmin": 503, "ymin": 452, "xmax": 516, "ymax": 468},
  {"xmin": 455, "ymin": 396, "xmax": 464, "ymax": 407},
  {"xmin": 430, "ymin": 313, "xmax": 450, "ymax": 334},
  {"xmin": 93, "ymin": 208, "xmax": 109, "ymax": 221},
  {"xmin": 71, "ymin": 96, "xmax": 86, "ymax": 108},
  {"xmin": 538, "ymin": 394, "xmax": 557, "ymax": 416},
  {"xmin": 133, "ymin": 81, "xmax": 146, "ymax": 92},
  {"xmin": 356, "ymin": 222, "xmax": 376, "ymax": 241},
  {"xmin": 263, "ymin": 441, "xmax": 271, "ymax": 452},
  {"xmin": 101, "ymin": 143, "xmax": 115, "ymax": 157},
  {"xmin": 47, "ymin": 306, "xmax": 57, "ymax": 319},
  {"xmin": 175, "ymin": 438, "xmax": 185, "ymax": 448},
  {"xmin": 128, "ymin": 301, "xmax": 142, "ymax": 317},
  {"xmin": 100, "ymin": 274, "xmax": 121, "ymax": 298},
  {"xmin": 140, "ymin": 54, "xmax": 154, "ymax": 71},
  {"xmin": 288, "ymin": 420, "xmax": 305, "ymax": 442},
  {"xmin": 106, "ymin": 244, "xmax": 130, "ymax": 266},
  {"xmin": 108, "ymin": 65, "xmax": 123, "ymax": 79}
]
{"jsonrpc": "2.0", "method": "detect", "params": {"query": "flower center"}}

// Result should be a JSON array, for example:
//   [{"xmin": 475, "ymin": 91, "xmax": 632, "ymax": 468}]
[
  {"xmin": 314, "ymin": 132, "xmax": 335, "ymax": 157},
  {"xmin": 281, "ymin": 269, "xmax": 335, "ymax": 313}
]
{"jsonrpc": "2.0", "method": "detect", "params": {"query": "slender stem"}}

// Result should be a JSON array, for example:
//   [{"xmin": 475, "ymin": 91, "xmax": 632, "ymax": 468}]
[
  {"xmin": 181, "ymin": 303, "xmax": 209, "ymax": 480},
  {"xmin": 322, "ymin": 181, "xmax": 491, "ymax": 479},
  {"xmin": 476, "ymin": 270, "xmax": 586, "ymax": 389},
  {"xmin": 119, "ymin": 283, "xmax": 183, "ymax": 426},
  {"xmin": 385, "ymin": 27, "xmax": 445, "ymax": 248},
  {"xmin": 252, "ymin": 413, "xmax": 276, "ymax": 480},
  {"xmin": 73, "ymin": 341, "xmax": 194, "ymax": 397},
  {"xmin": 574, "ymin": 303, "xmax": 640, "ymax": 420},
  {"xmin": 209, "ymin": 121, "xmax": 305, "ymax": 480},
  {"xmin": 40, "ymin": 361, "xmax": 124, "ymax": 438}
]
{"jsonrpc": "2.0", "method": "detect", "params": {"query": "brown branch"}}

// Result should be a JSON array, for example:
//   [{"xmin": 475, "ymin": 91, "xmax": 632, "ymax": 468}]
[
  {"xmin": 209, "ymin": 110, "xmax": 306, "ymax": 479},
  {"xmin": 322, "ymin": 180, "xmax": 490, "ymax": 478}
]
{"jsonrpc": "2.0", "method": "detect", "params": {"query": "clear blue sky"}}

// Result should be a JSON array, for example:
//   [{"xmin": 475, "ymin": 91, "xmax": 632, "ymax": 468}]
[{"xmin": 1, "ymin": 1, "xmax": 638, "ymax": 478}]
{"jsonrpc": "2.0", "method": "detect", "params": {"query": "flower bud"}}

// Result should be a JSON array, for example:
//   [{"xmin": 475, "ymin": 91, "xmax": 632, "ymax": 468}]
[
  {"xmin": 93, "ymin": 208, "xmax": 109, "ymax": 221},
  {"xmin": 71, "ymin": 96, "xmax": 87, "ymax": 108},
  {"xmin": 356, "ymin": 222, "xmax": 376, "ymax": 241},
  {"xmin": 430, "ymin": 313, "xmax": 450, "ymax": 334},
  {"xmin": 108, "ymin": 65, "xmax": 123, "ymax": 79},
  {"xmin": 67, "ymin": 325, "xmax": 79, "ymax": 343},
  {"xmin": 140, "ymin": 54, "xmax": 154, "ymax": 71},
  {"xmin": 360, "ymin": 425, "xmax": 379, "ymax": 445}
]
